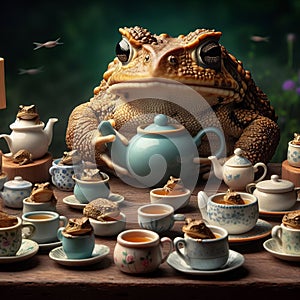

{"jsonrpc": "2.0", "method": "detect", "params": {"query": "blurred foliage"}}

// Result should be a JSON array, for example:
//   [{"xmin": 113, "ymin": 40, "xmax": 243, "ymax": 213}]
[{"xmin": 0, "ymin": 0, "xmax": 300, "ymax": 162}]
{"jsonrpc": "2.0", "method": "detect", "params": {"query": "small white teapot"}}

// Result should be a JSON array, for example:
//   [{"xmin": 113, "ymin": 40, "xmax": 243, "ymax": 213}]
[{"xmin": 209, "ymin": 148, "xmax": 267, "ymax": 191}]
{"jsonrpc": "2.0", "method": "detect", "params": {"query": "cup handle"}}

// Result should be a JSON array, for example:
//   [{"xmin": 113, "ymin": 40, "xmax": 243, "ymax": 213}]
[
  {"xmin": 49, "ymin": 165, "xmax": 58, "ymax": 176},
  {"xmin": 160, "ymin": 237, "xmax": 173, "ymax": 263},
  {"xmin": 253, "ymin": 162, "xmax": 267, "ymax": 182},
  {"xmin": 174, "ymin": 237, "xmax": 189, "ymax": 264},
  {"xmin": 271, "ymin": 225, "xmax": 282, "ymax": 246},
  {"xmin": 59, "ymin": 215, "xmax": 68, "ymax": 227},
  {"xmin": 57, "ymin": 227, "xmax": 65, "ymax": 241},
  {"xmin": 22, "ymin": 222, "xmax": 36, "ymax": 239},
  {"xmin": 245, "ymin": 182, "xmax": 256, "ymax": 194}
]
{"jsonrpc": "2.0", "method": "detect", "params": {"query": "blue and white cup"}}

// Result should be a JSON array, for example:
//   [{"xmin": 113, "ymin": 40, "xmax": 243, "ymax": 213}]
[
  {"xmin": 198, "ymin": 191, "xmax": 259, "ymax": 234},
  {"xmin": 272, "ymin": 223, "xmax": 300, "ymax": 255},
  {"xmin": 174, "ymin": 225, "xmax": 229, "ymax": 270},
  {"xmin": 138, "ymin": 203, "xmax": 185, "ymax": 233},
  {"xmin": 287, "ymin": 141, "xmax": 300, "ymax": 168},
  {"xmin": 57, "ymin": 228, "xmax": 95, "ymax": 259},
  {"xmin": 49, "ymin": 158, "xmax": 82, "ymax": 191}
]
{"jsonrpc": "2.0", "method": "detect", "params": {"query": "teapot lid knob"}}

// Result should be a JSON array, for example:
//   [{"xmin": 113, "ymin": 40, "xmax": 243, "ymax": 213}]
[
  {"xmin": 154, "ymin": 114, "xmax": 168, "ymax": 126},
  {"xmin": 234, "ymin": 148, "xmax": 244, "ymax": 156}
]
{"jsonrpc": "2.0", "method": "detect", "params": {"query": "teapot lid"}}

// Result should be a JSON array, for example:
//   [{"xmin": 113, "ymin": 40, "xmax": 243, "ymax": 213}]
[
  {"xmin": 255, "ymin": 174, "xmax": 294, "ymax": 193},
  {"xmin": 144, "ymin": 114, "xmax": 178, "ymax": 132},
  {"xmin": 225, "ymin": 148, "xmax": 252, "ymax": 167},
  {"xmin": 4, "ymin": 176, "xmax": 32, "ymax": 189}
]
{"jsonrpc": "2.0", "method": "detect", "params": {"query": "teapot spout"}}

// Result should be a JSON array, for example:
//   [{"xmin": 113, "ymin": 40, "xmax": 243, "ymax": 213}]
[
  {"xmin": 0, "ymin": 134, "xmax": 13, "ymax": 157},
  {"xmin": 208, "ymin": 155, "xmax": 224, "ymax": 180},
  {"xmin": 44, "ymin": 118, "xmax": 58, "ymax": 146},
  {"xmin": 197, "ymin": 191, "xmax": 209, "ymax": 221}
]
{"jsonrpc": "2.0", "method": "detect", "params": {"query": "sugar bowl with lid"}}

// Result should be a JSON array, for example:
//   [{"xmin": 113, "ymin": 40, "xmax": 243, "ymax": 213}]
[
  {"xmin": 1, "ymin": 176, "xmax": 32, "ymax": 208},
  {"xmin": 246, "ymin": 175, "xmax": 300, "ymax": 211}
]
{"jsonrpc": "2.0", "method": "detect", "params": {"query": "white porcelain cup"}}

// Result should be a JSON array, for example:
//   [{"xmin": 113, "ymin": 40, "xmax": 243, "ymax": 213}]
[
  {"xmin": 22, "ymin": 211, "xmax": 67, "ymax": 244},
  {"xmin": 272, "ymin": 223, "xmax": 300, "ymax": 255},
  {"xmin": 287, "ymin": 141, "xmax": 300, "ymax": 168},
  {"xmin": 138, "ymin": 203, "xmax": 185, "ymax": 233},
  {"xmin": 174, "ymin": 225, "xmax": 229, "ymax": 270},
  {"xmin": 23, "ymin": 197, "xmax": 56, "ymax": 214}
]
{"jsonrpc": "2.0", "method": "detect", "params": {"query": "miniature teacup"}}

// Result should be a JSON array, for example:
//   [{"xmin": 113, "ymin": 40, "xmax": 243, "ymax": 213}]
[
  {"xmin": 272, "ymin": 224, "xmax": 300, "ymax": 255},
  {"xmin": 138, "ymin": 203, "xmax": 185, "ymax": 233},
  {"xmin": 22, "ymin": 211, "xmax": 67, "ymax": 244},
  {"xmin": 49, "ymin": 158, "xmax": 82, "ymax": 191},
  {"xmin": 0, "ymin": 217, "xmax": 35, "ymax": 256},
  {"xmin": 57, "ymin": 228, "xmax": 95, "ymax": 259},
  {"xmin": 114, "ymin": 229, "xmax": 173, "ymax": 274},
  {"xmin": 73, "ymin": 172, "xmax": 110, "ymax": 203},
  {"xmin": 22, "ymin": 197, "xmax": 56, "ymax": 214},
  {"xmin": 1, "ymin": 176, "xmax": 32, "ymax": 208},
  {"xmin": 287, "ymin": 141, "xmax": 300, "ymax": 168},
  {"xmin": 198, "ymin": 191, "xmax": 259, "ymax": 234},
  {"xmin": 174, "ymin": 225, "xmax": 229, "ymax": 270}
]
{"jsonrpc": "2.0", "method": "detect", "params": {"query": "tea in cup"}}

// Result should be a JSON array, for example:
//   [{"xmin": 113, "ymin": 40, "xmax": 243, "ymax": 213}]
[
  {"xmin": 272, "ymin": 222, "xmax": 300, "ymax": 255},
  {"xmin": 0, "ymin": 215, "xmax": 35, "ymax": 256},
  {"xmin": 138, "ymin": 203, "xmax": 185, "ymax": 233},
  {"xmin": 174, "ymin": 225, "xmax": 229, "ymax": 270},
  {"xmin": 57, "ymin": 217, "xmax": 95, "ymax": 259},
  {"xmin": 114, "ymin": 229, "xmax": 173, "ymax": 274},
  {"xmin": 22, "ymin": 211, "xmax": 67, "ymax": 244},
  {"xmin": 198, "ymin": 191, "xmax": 259, "ymax": 234}
]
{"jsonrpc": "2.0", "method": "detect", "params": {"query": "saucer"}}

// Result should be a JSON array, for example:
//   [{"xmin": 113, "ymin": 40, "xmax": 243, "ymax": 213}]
[
  {"xmin": 0, "ymin": 239, "xmax": 39, "ymax": 264},
  {"xmin": 263, "ymin": 238, "xmax": 300, "ymax": 262},
  {"xmin": 228, "ymin": 219, "xmax": 272, "ymax": 243},
  {"xmin": 259, "ymin": 200, "xmax": 300, "ymax": 218},
  {"xmin": 49, "ymin": 244, "xmax": 110, "ymax": 266},
  {"xmin": 167, "ymin": 249, "xmax": 244, "ymax": 275},
  {"xmin": 63, "ymin": 193, "xmax": 124, "ymax": 210},
  {"xmin": 38, "ymin": 240, "xmax": 62, "ymax": 251}
]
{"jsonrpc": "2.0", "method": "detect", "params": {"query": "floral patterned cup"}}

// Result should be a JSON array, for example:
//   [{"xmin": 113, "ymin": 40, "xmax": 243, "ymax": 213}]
[
  {"xmin": 287, "ymin": 141, "xmax": 300, "ymax": 168},
  {"xmin": 272, "ymin": 223, "xmax": 300, "ymax": 255},
  {"xmin": 114, "ymin": 229, "xmax": 173, "ymax": 274},
  {"xmin": 0, "ymin": 217, "xmax": 35, "ymax": 256}
]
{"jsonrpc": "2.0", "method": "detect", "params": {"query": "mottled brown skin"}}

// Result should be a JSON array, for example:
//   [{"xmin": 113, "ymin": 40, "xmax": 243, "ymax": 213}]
[
  {"xmin": 28, "ymin": 182, "xmax": 54, "ymax": 203},
  {"xmin": 12, "ymin": 149, "xmax": 33, "ymax": 165},
  {"xmin": 182, "ymin": 218, "xmax": 216, "ymax": 239},
  {"xmin": 17, "ymin": 104, "xmax": 40, "ymax": 124},
  {"xmin": 66, "ymin": 26, "xmax": 280, "ymax": 168},
  {"xmin": 64, "ymin": 217, "xmax": 93, "ymax": 236}
]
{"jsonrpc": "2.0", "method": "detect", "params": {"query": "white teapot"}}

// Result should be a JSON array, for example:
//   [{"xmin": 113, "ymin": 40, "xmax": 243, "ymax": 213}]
[{"xmin": 209, "ymin": 148, "xmax": 267, "ymax": 190}]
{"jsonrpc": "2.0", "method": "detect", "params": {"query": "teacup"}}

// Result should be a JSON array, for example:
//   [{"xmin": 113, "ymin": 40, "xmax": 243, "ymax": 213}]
[
  {"xmin": 57, "ymin": 228, "xmax": 95, "ymax": 259},
  {"xmin": 287, "ymin": 141, "xmax": 300, "ymax": 168},
  {"xmin": 174, "ymin": 225, "xmax": 229, "ymax": 270},
  {"xmin": 198, "ymin": 191, "xmax": 259, "ymax": 234},
  {"xmin": 272, "ymin": 223, "xmax": 300, "ymax": 255},
  {"xmin": 73, "ymin": 172, "xmax": 110, "ymax": 203},
  {"xmin": 22, "ymin": 211, "xmax": 67, "ymax": 244},
  {"xmin": 49, "ymin": 158, "xmax": 82, "ymax": 191},
  {"xmin": 0, "ymin": 217, "xmax": 35, "ymax": 256},
  {"xmin": 23, "ymin": 197, "xmax": 56, "ymax": 214},
  {"xmin": 114, "ymin": 229, "xmax": 173, "ymax": 274},
  {"xmin": 138, "ymin": 203, "xmax": 185, "ymax": 233}
]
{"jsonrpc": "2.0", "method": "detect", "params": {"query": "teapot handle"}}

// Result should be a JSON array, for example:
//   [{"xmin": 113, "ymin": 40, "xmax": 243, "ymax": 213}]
[
  {"xmin": 253, "ymin": 162, "xmax": 268, "ymax": 183},
  {"xmin": 194, "ymin": 127, "xmax": 225, "ymax": 158}
]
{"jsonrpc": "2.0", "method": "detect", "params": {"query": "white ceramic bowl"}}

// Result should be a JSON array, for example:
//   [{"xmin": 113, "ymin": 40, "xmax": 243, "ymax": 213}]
[
  {"xmin": 22, "ymin": 197, "xmax": 57, "ymax": 213},
  {"xmin": 89, "ymin": 212, "xmax": 126, "ymax": 237},
  {"xmin": 150, "ymin": 188, "xmax": 191, "ymax": 211}
]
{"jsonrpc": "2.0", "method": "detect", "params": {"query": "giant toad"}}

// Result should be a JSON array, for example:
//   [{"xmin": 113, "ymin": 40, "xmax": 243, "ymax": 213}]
[{"xmin": 66, "ymin": 26, "xmax": 280, "ymax": 170}]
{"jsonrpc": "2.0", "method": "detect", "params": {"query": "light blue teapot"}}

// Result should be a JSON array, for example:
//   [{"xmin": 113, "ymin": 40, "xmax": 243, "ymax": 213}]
[{"xmin": 98, "ymin": 114, "xmax": 225, "ymax": 188}]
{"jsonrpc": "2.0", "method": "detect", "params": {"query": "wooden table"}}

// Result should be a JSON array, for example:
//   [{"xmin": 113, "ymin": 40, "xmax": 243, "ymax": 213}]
[{"xmin": 0, "ymin": 164, "xmax": 299, "ymax": 299}]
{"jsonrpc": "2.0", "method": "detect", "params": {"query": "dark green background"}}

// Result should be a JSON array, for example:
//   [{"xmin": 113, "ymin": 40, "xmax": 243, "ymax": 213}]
[{"xmin": 1, "ymin": 0, "xmax": 299, "ymax": 162}]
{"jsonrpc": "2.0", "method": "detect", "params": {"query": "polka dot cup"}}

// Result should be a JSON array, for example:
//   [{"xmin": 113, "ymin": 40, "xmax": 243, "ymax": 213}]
[{"xmin": 49, "ymin": 158, "xmax": 81, "ymax": 191}]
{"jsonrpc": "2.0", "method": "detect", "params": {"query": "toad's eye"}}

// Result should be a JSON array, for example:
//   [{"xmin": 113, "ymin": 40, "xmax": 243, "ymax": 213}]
[
  {"xmin": 196, "ymin": 40, "xmax": 221, "ymax": 71},
  {"xmin": 116, "ymin": 38, "xmax": 133, "ymax": 64}
]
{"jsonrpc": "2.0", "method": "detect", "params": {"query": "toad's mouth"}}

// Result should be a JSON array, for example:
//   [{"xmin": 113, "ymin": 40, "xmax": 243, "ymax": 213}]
[{"xmin": 107, "ymin": 78, "xmax": 240, "ymax": 108}]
